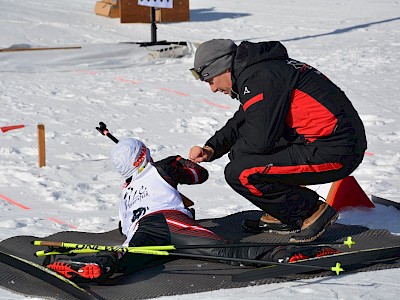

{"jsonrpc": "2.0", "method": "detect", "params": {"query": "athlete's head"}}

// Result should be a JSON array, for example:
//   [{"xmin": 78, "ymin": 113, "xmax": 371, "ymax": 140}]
[{"xmin": 111, "ymin": 138, "xmax": 151, "ymax": 180}]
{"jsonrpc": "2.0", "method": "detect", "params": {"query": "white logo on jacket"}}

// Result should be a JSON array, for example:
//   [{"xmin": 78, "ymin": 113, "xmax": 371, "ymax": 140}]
[{"xmin": 243, "ymin": 87, "xmax": 251, "ymax": 95}]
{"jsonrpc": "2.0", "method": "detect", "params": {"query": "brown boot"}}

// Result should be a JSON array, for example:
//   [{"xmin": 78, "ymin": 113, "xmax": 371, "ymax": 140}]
[
  {"xmin": 260, "ymin": 213, "xmax": 281, "ymax": 223},
  {"xmin": 289, "ymin": 201, "xmax": 338, "ymax": 243},
  {"xmin": 242, "ymin": 213, "xmax": 301, "ymax": 234}
]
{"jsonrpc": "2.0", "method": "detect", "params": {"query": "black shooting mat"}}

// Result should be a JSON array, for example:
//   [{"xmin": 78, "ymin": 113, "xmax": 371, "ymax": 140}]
[{"xmin": 1, "ymin": 210, "xmax": 400, "ymax": 300}]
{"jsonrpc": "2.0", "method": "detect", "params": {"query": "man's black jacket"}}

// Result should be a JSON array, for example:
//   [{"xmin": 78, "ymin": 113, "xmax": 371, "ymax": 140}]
[{"xmin": 205, "ymin": 41, "xmax": 367, "ymax": 160}]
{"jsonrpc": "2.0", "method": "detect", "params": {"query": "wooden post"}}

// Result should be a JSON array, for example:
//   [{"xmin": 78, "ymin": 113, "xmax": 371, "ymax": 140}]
[{"xmin": 38, "ymin": 124, "xmax": 46, "ymax": 167}]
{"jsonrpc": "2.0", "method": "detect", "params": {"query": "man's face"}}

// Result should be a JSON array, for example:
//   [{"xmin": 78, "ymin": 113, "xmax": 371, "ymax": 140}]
[{"xmin": 206, "ymin": 70, "xmax": 232, "ymax": 96}]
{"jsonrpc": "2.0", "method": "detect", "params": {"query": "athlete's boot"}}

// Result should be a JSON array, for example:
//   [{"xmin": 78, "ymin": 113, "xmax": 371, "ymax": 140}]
[{"xmin": 47, "ymin": 253, "xmax": 117, "ymax": 282}]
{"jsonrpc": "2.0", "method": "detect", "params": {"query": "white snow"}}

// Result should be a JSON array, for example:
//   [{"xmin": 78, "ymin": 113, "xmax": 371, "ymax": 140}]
[{"xmin": 1, "ymin": 0, "xmax": 400, "ymax": 299}]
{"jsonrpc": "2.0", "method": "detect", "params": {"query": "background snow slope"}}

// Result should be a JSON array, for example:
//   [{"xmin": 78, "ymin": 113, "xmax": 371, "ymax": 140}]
[{"xmin": 1, "ymin": 0, "xmax": 399, "ymax": 299}]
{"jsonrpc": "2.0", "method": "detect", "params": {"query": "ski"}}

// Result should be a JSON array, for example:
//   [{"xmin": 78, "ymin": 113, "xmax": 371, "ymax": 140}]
[
  {"xmin": 0, "ymin": 250, "xmax": 98, "ymax": 300},
  {"xmin": 232, "ymin": 245, "xmax": 400, "ymax": 282},
  {"xmin": 371, "ymin": 195, "xmax": 400, "ymax": 210}
]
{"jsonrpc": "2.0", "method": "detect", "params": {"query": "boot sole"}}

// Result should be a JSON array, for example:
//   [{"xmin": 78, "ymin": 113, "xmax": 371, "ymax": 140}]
[
  {"xmin": 47, "ymin": 261, "xmax": 102, "ymax": 279},
  {"xmin": 264, "ymin": 228, "xmax": 301, "ymax": 235},
  {"xmin": 241, "ymin": 220, "xmax": 300, "ymax": 235},
  {"xmin": 289, "ymin": 212, "xmax": 339, "ymax": 243},
  {"xmin": 242, "ymin": 225, "xmax": 300, "ymax": 235}
]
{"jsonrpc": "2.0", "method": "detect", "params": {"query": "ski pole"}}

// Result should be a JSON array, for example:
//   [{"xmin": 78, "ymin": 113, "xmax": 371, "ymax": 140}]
[
  {"xmin": 35, "ymin": 248, "xmax": 170, "ymax": 257},
  {"xmin": 33, "ymin": 237, "xmax": 353, "ymax": 252},
  {"xmin": 168, "ymin": 252, "xmax": 335, "ymax": 271},
  {"xmin": 33, "ymin": 236, "xmax": 354, "ymax": 255},
  {"xmin": 33, "ymin": 240, "xmax": 175, "ymax": 255},
  {"xmin": 170, "ymin": 237, "xmax": 354, "ymax": 249},
  {"xmin": 34, "ymin": 243, "xmax": 347, "ymax": 258}
]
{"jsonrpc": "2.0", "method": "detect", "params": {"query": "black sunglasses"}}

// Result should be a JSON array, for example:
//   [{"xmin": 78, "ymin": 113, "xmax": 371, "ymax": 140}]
[{"xmin": 190, "ymin": 64, "xmax": 208, "ymax": 81}]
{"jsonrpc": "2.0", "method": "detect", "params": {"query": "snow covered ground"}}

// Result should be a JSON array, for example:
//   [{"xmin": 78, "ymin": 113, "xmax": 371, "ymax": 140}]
[{"xmin": 1, "ymin": 0, "xmax": 400, "ymax": 299}]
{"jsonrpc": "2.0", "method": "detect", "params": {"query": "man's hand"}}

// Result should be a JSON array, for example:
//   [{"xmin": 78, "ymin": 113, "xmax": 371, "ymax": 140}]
[{"xmin": 189, "ymin": 145, "xmax": 214, "ymax": 163}]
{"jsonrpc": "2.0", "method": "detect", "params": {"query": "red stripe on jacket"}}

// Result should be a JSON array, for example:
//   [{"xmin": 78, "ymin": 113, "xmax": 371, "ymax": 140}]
[
  {"xmin": 243, "ymin": 93, "xmax": 264, "ymax": 111},
  {"xmin": 239, "ymin": 162, "xmax": 343, "ymax": 196},
  {"xmin": 286, "ymin": 89, "xmax": 337, "ymax": 143}
]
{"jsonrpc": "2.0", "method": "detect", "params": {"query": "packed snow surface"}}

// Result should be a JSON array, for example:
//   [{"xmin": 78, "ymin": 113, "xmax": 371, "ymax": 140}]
[{"xmin": 1, "ymin": 0, "xmax": 400, "ymax": 299}]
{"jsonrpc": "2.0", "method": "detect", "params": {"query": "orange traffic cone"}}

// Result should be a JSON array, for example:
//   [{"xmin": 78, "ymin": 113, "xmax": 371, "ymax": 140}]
[{"xmin": 325, "ymin": 176, "xmax": 375, "ymax": 211}]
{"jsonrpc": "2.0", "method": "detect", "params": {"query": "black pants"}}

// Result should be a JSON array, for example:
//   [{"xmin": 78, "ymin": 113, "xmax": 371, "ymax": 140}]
[
  {"xmin": 118, "ymin": 211, "xmax": 277, "ymax": 273},
  {"xmin": 224, "ymin": 143, "xmax": 365, "ymax": 225}
]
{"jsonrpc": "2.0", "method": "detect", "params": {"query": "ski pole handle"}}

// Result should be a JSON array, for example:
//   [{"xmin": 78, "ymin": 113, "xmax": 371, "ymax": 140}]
[
  {"xmin": 96, "ymin": 122, "xmax": 119, "ymax": 144},
  {"xmin": 33, "ymin": 241, "xmax": 63, "ymax": 247}
]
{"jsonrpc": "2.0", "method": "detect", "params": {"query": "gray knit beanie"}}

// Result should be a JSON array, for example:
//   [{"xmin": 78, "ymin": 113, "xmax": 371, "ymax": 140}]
[{"xmin": 193, "ymin": 39, "xmax": 237, "ymax": 81}]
